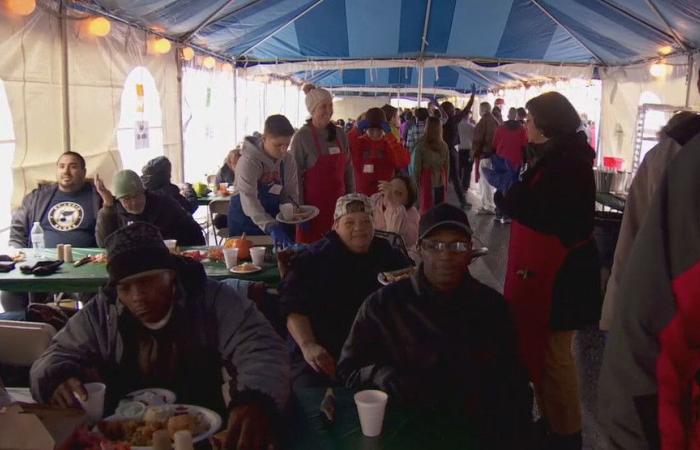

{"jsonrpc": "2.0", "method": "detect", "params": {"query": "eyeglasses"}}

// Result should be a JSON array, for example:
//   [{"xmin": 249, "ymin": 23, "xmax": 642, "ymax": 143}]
[{"xmin": 420, "ymin": 239, "xmax": 471, "ymax": 254}]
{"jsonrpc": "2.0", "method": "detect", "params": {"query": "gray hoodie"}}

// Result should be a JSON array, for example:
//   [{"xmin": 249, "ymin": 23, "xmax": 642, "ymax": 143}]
[{"xmin": 233, "ymin": 137, "xmax": 299, "ymax": 232}]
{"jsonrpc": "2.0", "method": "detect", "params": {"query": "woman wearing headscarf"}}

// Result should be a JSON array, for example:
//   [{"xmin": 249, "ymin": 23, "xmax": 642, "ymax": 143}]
[
  {"xmin": 290, "ymin": 84, "xmax": 355, "ymax": 243},
  {"xmin": 495, "ymin": 92, "xmax": 601, "ymax": 450}
]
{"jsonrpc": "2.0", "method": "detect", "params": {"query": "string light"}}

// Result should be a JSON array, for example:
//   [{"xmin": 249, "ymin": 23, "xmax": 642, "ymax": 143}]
[
  {"xmin": 649, "ymin": 62, "xmax": 671, "ymax": 78},
  {"xmin": 203, "ymin": 56, "xmax": 216, "ymax": 69},
  {"xmin": 153, "ymin": 38, "xmax": 171, "ymax": 54},
  {"xmin": 5, "ymin": 0, "xmax": 36, "ymax": 16},
  {"xmin": 181, "ymin": 47, "xmax": 195, "ymax": 61},
  {"xmin": 658, "ymin": 45, "xmax": 674, "ymax": 56},
  {"xmin": 87, "ymin": 17, "xmax": 111, "ymax": 37}
]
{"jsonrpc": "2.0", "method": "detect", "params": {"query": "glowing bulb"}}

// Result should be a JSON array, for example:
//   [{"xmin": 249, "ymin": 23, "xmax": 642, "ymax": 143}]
[
  {"xmin": 181, "ymin": 47, "xmax": 195, "ymax": 61},
  {"xmin": 6, "ymin": 0, "xmax": 36, "ymax": 15},
  {"xmin": 222, "ymin": 63, "xmax": 233, "ymax": 72},
  {"xmin": 153, "ymin": 38, "xmax": 171, "ymax": 55},
  {"xmin": 658, "ymin": 45, "xmax": 674, "ymax": 56},
  {"xmin": 203, "ymin": 56, "xmax": 216, "ymax": 69},
  {"xmin": 650, "ymin": 63, "xmax": 669, "ymax": 78},
  {"xmin": 87, "ymin": 17, "xmax": 111, "ymax": 37}
]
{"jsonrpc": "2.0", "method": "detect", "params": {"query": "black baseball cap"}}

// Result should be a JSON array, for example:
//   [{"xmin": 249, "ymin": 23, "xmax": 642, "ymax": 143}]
[{"xmin": 418, "ymin": 203, "xmax": 473, "ymax": 240}]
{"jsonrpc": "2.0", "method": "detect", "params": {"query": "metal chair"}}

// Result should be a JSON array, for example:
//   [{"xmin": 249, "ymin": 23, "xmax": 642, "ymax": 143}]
[
  {"xmin": 374, "ymin": 230, "xmax": 410, "ymax": 260},
  {"xmin": 0, "ymin": 321, "xmax": 56, "ymax": 367},
  {"xmin": 208, "ymin": 199, "xmax": 231, "ymax": 245}
]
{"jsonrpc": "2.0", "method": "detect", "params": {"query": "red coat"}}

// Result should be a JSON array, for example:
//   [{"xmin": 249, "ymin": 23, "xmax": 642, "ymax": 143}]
[
  {"xmin": 350, "ymin": 133, "xmax": 409, "ymax": 196},
  {"xmin": 493, "ymin": 120, "xmax": 528, "ymax": 169}
]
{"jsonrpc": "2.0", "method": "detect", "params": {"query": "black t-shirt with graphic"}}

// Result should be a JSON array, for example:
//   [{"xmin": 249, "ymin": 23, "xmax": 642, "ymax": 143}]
[{"xmin": 41, "ymin": 184, "xmax": 97, "ymax": 248}]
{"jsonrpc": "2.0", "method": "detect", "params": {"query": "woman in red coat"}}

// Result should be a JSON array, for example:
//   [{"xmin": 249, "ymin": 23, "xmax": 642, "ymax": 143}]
[
  {"xmin": 495, "ymin": 92, "xmax": 601, "ymax": 450},
  {"xmin": 350, "ymin": 108, "xmax": 409, "ymax": 197}
]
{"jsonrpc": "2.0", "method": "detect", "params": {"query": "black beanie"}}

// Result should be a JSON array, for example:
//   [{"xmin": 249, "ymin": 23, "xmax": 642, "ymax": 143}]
[{"xmin": 104, "ymin": 222, "xmax": 175, "ymax": 285}]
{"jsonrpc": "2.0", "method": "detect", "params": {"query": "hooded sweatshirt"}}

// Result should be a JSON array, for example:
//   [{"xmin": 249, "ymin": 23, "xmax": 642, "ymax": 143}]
[
  {"xmin": 493, "ymin": 120, "xmax": 528, "ymax": 169},
  {"xmin": 141, "ymin": 156, "xmax": 198, "ymax": 214},
  {"xmin": 233, "ymin": 136, "xmax": 299, "ymax": 233}
]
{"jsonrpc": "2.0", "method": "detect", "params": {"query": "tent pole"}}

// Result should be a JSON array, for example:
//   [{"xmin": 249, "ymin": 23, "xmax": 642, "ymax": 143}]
[
  {"xmin": 686, "ymin": 52, "xmax": 694, "ymax": 107},
  {"xmin": 59, "ymin": 1, "xmax": 71, "ymax": 152},
  {"xmin": 644, "ymin": 0, "xmax": 689, "ymax": 51},
  {"xmin": 233, "ymin": 68, "xmax": 239, "ymax": 145},
  {"xmin": 418, "ymin": 64, "xmax": 424, "ymax": 107},
  {"xmin": 176, "ymin": 51, "xmax": 185, "ymax": 183}
]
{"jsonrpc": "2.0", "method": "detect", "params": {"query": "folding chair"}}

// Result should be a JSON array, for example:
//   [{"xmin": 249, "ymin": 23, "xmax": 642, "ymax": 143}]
[
  {"xmin": 374, "ymin": 230, "xmax": 410, "ymax": 260},
  {"xmin": 0, "ymin": 321, "xmax": 56, "ymax": 367},
  {"xmin": 208, "ymin": 199, "xmax": 231, "ymax": 245}
]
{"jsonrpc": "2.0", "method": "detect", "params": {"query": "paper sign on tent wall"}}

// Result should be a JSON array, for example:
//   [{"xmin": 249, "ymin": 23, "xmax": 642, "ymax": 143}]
[{"xmin": 135, "ymin": 120, "xmax": 149, "ymax": 149}]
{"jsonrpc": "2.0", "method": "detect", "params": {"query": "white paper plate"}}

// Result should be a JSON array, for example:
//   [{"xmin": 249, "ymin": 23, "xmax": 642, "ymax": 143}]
[
  {"xmin": 276, "ymin": 205, "xmax": 320, "ymax": 224},
  {"xmin": 101, "ymin": 404, "xmax": 222, "ymax": 450},
  {"xmin": 230, "ymin": 264, "xmax": 262, "ymax": 274},
  {"xmin": 377, "ymin": 267, "xmax": 416, "ymax": 286},
  {"xmin": 125, "ymin": 388, "xmax": 176, "ymax": 406}
]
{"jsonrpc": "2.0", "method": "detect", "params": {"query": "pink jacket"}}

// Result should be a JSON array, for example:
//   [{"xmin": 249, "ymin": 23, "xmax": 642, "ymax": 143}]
[{"xmin": 370, "ymin": 193, "xmax": 419, "ymax": 249}]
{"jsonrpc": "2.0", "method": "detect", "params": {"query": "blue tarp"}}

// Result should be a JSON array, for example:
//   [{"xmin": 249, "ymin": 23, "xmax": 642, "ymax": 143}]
[{"xmin": 80, "ymin": 0, "xmax": 700, "ymax": 90}]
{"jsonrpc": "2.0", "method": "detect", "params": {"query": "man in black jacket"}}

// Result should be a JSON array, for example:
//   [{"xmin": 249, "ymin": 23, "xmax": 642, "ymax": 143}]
[
  {"xmin": 337, "ymin": 204, "xmax": 532, "ymax": 449},
  {"xmin": 280, "ymin": 193, "xmax": 411, "ymax": 390},
  {"xmin": 94, "ymin": 169, "xmax": 205, "ymax": 247},
  {"xmin": 141, "ymin": 156, "xmax": 198, "ymax": 214}
]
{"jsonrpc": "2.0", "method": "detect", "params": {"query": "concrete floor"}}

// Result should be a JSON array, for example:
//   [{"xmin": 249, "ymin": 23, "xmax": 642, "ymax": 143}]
[{"xmin": 452, "ymin": 186, "xmax": 609, "ymax": 450}]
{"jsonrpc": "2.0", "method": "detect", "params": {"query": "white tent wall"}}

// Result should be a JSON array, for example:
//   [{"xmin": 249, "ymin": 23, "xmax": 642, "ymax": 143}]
[
  {"xmin": 332, "ymin": 96, "xmax": 393, "ymax": 122},
  {"xmin": 1, "ymin": 11, "xmax": 65, "ymax": 209},
  {"xmin": 598, "ymin": 54, "xmax": 700, "ymax": 170},
  {"xmin": 2, "ymin": 5, "xmax": 182, "ymax": 210}
]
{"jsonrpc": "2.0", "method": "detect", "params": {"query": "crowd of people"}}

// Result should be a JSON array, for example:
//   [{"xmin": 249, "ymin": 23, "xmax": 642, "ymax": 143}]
[{"xmin": 3, "ymin": 72, "xmax": 700, "ymax": 450}]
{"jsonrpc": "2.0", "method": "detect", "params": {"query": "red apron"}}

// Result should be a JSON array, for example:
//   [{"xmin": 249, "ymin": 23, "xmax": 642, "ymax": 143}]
[
  {"xmin": 296, "ymin": 126, "xmax": 347, "ymax": 244},
  {"xmin": 419, "ymin": 167, "xmax": 447, "ymax": 215},
  {"xmin": 354, "ymin": 139, "xmax": 395, "ymax": 196},
  {"xmin": 504, "ymin": 220, "xmax": 569, "ymax": 385}
]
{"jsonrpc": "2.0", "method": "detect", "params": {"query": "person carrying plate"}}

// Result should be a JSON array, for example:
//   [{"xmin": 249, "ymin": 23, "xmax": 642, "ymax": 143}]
[
  {"xmin": 30, "ymin": 223, "xmax": 290, "ymax": 450},
  {"xmin": 228, "ymin": 115, "xmax": 299, "ymax": 248}
]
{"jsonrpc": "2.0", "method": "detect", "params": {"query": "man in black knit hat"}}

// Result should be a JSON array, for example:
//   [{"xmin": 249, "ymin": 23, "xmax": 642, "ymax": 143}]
[{"xmin": 30, "ymin": 222, "xmax": 290, "ymax": 450}]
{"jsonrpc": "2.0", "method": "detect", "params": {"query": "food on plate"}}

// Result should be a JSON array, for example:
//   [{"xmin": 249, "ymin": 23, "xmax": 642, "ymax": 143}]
[
  {"xmin": 92, "ymin": 253, "xmax": 107, "ymax": 264},
  {"xmin": 181, "ymin": 250, "xmax": 207, "ymax": 262},
  {"xmin": 115, "ymin": 400, "xmax": 146, "ymax": 419},
  {"xmin": 98, "ymin": 405, "xmax": 208, "ymax": 447},
  {"xmin": 167, "ymin": 414, "xmax": 195, "ymax": 439},
  {"xmin": 207, "ymin": 247, "xmax": 224, "ymax": 262},
  {"xmin": 292, "ymin": 208, "xmax": 313, "ymax": 221},
  {"xmin": 224, "ymin": 233, "xmax": 252, "ymax": 259},
  {"xmin": 232, "ymin": 262, "xmax": 259, "ymax": 273},
  {"xmin": 382, "ymin": 267, "xmax": 416, "ymax": 283}
]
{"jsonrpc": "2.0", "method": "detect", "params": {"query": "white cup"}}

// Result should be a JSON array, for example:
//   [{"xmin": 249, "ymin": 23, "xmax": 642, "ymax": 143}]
[
  {"xmin": 354, "ymin": 390, "xmax": 388, "ymax": 437},
  {"xmin": 223, "ymin": 248, "xmax": 239, "ymax": 269},
  {"xmin": 74, "ymin": 382, "xmax": 106, "ymax": 423},
  {"xmin": 250, "ymin": 246, "xmax": 266, "ymax": 267},
  {"xmin": 279, "ymin": 203, "xmax": 294, "ymax": 221},
  {"xmin": 163, "ymin": 239, "xmax": 177, "ymax": 253}
]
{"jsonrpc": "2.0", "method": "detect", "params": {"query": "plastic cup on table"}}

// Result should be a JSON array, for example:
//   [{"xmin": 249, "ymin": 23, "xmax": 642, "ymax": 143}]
[
  {"xmin": 250, "ymin": 246, "xmax": 266, "ymax": 267},
  {"xmin": 163, "ymin": 239, "xmax": 177, "ymax": 253},
  {"xmin": 74, "ymin": 382, "xmax": 106, "ymax": 423},
  {"xmin": 223, "ymin": 248, "xmax": 239, "ymax": 269},
  {"xmin": 354, "ymin": 390, "xmax": 388, "ymax": 437},
  {"xmin": 279, "ymin": 203, "xmax": 294, "ymax": 221}
]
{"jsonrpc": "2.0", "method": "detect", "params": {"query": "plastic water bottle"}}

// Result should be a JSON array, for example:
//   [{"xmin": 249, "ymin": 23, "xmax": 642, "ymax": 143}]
[{"xmin": 30, "ymin": 221, "xmax": 45, "ymax": 258}]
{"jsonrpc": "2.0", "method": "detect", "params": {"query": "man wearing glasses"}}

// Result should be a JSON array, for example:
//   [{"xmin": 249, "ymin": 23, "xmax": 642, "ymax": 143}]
[{"xmin": 337, "ymin": 203, "xmax": 532, "ymax": 448}]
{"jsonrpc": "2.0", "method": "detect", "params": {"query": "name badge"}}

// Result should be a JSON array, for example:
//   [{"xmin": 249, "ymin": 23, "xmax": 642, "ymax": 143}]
[
  {"xmin": 269, "ymin": 184, "xmax": 283, "ymax": 195},
  {"xmin": 363, "ymin": 164, "xmax": 375, "ymax": 174},
  {"xmin": 328, "ymin": 146, "xmax": 340, "ymax": 155}
]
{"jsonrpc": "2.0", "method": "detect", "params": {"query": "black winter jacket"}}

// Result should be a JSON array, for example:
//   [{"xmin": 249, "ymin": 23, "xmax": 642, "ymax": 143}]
[{"xmin": 141, "ymin": 156, "xmax": 198, "ymax": 214}]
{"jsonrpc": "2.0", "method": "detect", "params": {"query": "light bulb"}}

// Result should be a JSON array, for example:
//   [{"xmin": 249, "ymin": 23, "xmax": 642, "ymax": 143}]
[
  {"xmin": 153, "ymin": 38, "xmax": 171, "ymax": 55},
  {"xmin": 649, "ymin": 63, "xmax": 669, "ymax": 78},
  {"xmin": 6, "ymin": 0, "xmax": 36, "ymax": 16},
  {"xmin": 182, "ymin": 47, "xmax": 195, "ymax": 61},
  {"xmin": 203, "ymin": 56, "xmax": 216, "ymax": 69},
  {"xmin": 87, "ymin": 17, "xmax": 111, "ymax": 37}
]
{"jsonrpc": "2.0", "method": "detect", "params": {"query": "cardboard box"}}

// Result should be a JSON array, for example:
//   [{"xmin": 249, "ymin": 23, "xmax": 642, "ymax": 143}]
[{"xmin": 0, "ymin": 404, "xmax": 87, "ymax": 450}]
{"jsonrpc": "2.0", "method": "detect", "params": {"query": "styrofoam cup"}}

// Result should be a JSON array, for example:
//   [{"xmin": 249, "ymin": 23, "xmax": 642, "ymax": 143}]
[
  {"xmin": 280, "ymin": 203, "xmax": 294, "ymax": 221},
  {"xmin": 74, "ymin": 382, "xmax": 106, "ymax": 423},
  {"xmin": 223, "ymin": 248, "xmax": 239, "ymax": 269},
  {"xmin": 250, "ymin": 246, "xmax": 266, "ymax": 266},
  {"xmin": 354, "ymin": 390, "xmax": 388, "ymax": 437},
  {"xmin": 163, "ymin": 239, "xmax": 177, "ymax": 253}
]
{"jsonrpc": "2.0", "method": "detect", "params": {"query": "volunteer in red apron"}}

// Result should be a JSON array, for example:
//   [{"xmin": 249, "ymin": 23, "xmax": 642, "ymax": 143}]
[
  {"xmin": 228, "ymin": 115, "xmax": 298, "ymax": 247},
  {"xmin": 411, "ymin": 117, "xmax": 450, "ymax": 215},
  {"xmin": 495, "ymin": 92, "xmax": 601, "ymax": 450},
  {"xmin": 290, "ymin": 84, "xmax": 355, "ymax": 243},
  {"xmin": 351, "ymin": 107, "xmax": 410, "ymax": 196}
]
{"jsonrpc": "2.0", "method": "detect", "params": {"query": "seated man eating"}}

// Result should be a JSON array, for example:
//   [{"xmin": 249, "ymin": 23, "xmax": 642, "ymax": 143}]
[
  {"xmin": 30, "ymin": 223, "xmax": 289, "ymax": 450},
  {"xmin": 337, "ymin": 204, "xmax": 532, "ymax": 448},
  {"xmin": 280, "ymin": 193, "xmax": 411, "ymax": 389}
]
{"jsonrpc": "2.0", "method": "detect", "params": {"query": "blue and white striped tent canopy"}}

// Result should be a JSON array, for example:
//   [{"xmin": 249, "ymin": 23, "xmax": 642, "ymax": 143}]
[{"xmin": 79, "ymin": 0, "xmax": 700, "ymax": 90}]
